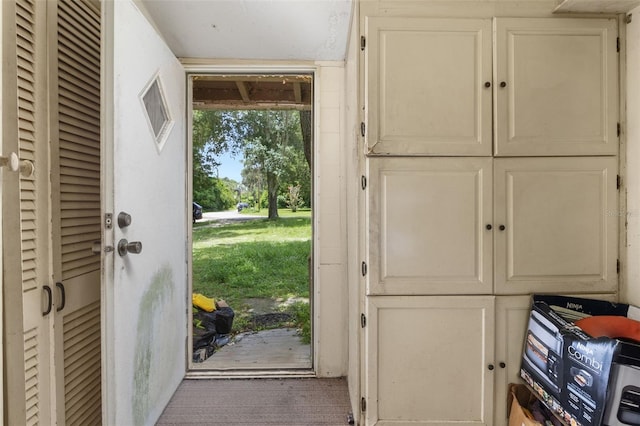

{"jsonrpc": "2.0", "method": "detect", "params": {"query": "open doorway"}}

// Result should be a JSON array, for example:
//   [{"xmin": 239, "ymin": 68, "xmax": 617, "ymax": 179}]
[{"xmin": 188, "ymin": 74, "xmax": 314, "ymax": 373}]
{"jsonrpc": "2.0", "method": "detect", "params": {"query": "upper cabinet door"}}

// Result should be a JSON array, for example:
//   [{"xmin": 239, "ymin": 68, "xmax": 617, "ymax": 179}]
[
  {"xmin": 494, "ymin": 157, "xmax": 618, "ymax": 295},
  {"xmin": 365, "ymin": 18, "xmax": 492, "ymax": 156},
  {"xmin": 494, "ymin": 18, "xmax": 618, "ymax": 157}
]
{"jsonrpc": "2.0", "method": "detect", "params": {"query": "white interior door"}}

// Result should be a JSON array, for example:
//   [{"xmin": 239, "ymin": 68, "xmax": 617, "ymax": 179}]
[{"xmin": 102, "ymin": 1, "xmax": 187, "ymax": 425}]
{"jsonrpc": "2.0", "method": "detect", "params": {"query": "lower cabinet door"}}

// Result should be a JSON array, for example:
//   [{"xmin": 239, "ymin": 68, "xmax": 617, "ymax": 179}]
[
  {"xmin": 494, "ymin": 296, "xmax": 533, "ymax": 426},
  {"xmin": 364, "ymin": 296, "xmax": 495, "ymax": 425}
]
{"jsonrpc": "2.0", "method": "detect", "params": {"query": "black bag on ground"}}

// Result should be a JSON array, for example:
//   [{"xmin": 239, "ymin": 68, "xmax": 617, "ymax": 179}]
[
  {"xmin": 194, "ymin": 310, "xmax": 218, "ymax": 332},
  {"xmin": 214, "ymin": 307, "xmax": 235, "ymax": 334},
  {"xmin": 193, "ymin": 328, "xmax": 217, "ymax": 350}
]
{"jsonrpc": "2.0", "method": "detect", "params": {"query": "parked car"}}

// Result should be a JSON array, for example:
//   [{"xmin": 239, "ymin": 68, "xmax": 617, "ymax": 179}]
[
  {"xmin": 236, "ymin": 202, "xmax": 249, "ymax": 212},
  {"xmin": 193, "ymin": 202, "xmax": 203, "ymax": 223}
]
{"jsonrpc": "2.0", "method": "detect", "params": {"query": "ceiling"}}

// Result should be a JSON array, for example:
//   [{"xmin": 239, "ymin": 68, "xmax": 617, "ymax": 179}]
[{"xmin": 138, "ymin": 0, "xmax": 354, "ymax": 61}]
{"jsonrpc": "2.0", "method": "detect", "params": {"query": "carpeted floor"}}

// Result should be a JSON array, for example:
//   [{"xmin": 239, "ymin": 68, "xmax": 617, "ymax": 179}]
[{"xmin": 156, "ymin": 378, "xmax": 353, "ymax": 425}]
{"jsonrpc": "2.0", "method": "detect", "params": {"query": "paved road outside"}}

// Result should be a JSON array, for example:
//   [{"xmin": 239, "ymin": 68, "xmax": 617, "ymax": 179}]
[{"xmin": 198, "ymin": 209, "xmax": 263, "ymax": 223}]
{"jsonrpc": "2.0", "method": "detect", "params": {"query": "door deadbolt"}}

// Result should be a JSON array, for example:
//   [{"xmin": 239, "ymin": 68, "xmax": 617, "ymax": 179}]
[
  {"xmin": 118, "ymin": 239, "xmax": 142, "ymax": 256},
  {"xmin": 118, "ymin": 212, "xmax": 132, "ymax": 228}
]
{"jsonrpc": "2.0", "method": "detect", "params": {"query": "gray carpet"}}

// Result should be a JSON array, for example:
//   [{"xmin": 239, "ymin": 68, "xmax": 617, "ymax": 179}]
[{"xmin": 156, "ymin": 378, "xmax": 353, "ymax": 425}]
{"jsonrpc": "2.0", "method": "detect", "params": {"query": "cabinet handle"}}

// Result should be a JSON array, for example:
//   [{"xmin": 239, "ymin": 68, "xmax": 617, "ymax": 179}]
[
  {"xmin": 486, "ymin": 224, "xmax": 492, "ymax": 230},
  {"xmin": 500, "ymin": 81, "xmax": 507, "ymax": 88},
  {"xmin": 499, "ymin": 225, "xmax": 506, "ymax": 231},
  {"xmin": 42, "ymin": 285, "xmax": 53, "ymax": 316},
  {"xmin": 484, "ymin": 81, "xmax": 491, "ymax": 88},
  {"xmin": 488, "ymin": 364, "xmax": 495, "ymax": 371},
  {"xmin": 56, "ymin": 282, "xmax": 66, "ymax": 312},
  {"xmin": 500, "ymin": 362, "xmax": 506, "ymax": 369}
]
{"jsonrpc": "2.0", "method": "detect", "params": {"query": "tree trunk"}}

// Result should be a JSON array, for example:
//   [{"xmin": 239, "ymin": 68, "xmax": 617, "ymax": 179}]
[
  {"xmin": 267, "ymin": 171, "xmax": 279, "ymax": 219},
  {"xmin": 300, "ymin": 110, "xmax": 312, "ymax": 169}
]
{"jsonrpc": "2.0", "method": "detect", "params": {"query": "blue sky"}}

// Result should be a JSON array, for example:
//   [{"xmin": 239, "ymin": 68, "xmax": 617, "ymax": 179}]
[{"xmin": 214, "ymin": 150, "xmax": 244, "ymax": 183}]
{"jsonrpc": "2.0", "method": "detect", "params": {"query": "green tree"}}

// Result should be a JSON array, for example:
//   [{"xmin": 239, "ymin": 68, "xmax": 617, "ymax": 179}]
[
  {"xmin": 192, "ymin": 110, "xmax": 242, "ymax": 210},
  {"xmin": 236, "ymin": 110, "xmax": 303, "ymax": 219},
  {"xmin": 192, "ymin": 109, "xmax": 310, "ymax": 218},
  {"xmin": 193, "ymin": 176, "xmax": 236, "ymax": 211}
]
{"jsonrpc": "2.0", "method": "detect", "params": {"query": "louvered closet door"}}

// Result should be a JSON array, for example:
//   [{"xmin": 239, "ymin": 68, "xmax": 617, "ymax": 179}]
[
  {"xmin": 15, "ymin": 0, "xmax": 53, "ymax": 424},
  {"xmin": 51, "ymin": 0, "xmax": 102, "ymax": 424}
]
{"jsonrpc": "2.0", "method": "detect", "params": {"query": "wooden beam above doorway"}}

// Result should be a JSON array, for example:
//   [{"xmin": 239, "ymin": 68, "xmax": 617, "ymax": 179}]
[{"xmin": 192, "ymin": 74, "xmax": 312, "ymax": 111}]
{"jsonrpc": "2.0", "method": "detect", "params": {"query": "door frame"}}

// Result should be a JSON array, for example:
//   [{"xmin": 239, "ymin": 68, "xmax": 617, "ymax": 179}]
[{"xmin": 183, "ymin": 62, "xmax": 319, "ymax": 377}]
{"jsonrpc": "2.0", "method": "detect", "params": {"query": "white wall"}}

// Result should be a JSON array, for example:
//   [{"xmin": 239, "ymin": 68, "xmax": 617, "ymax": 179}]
[
  {"xmin": 315, "ymin": 63, "xmax": 350, "ymax": 376},
  {"xmin": 625, "ymin": 8, "xmax": 640, "ymax": 306}
]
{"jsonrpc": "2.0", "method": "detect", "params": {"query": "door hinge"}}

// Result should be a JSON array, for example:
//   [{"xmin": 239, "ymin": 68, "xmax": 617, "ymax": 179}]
[
  {"xmin": 360, "ymin": 122, "xmax": 366, "ymax": 137},
  {"xmin": 618, "ymin": 122, "xmax": 621, "ymax": 137},
  {"xmin": 361, "ymin": 175, "xmax": 367, "ymax": 190},
  {"xmin": 361, "ymin": 397, "xmax": 367, "ymax": 412},
  {"xmin": 617, "ymin": 259, "xmax": 621, "ymax": 274},
  {"xmin": 617, "ymin": 175, "xmax": 622, "ymax": 190},
  {"xmin": 361, "ymin": 313, "xmax": 367, "ymax": 328},
  {"xmin": 361, "ymin": 36, "xmax": 366, "ymax": 51},
  {"xmin": 617, "ymin": 37, "xmax": 620, "ymax": 52},
  {"xmin": 361, "ymin": 261, "xmax": 367, "ymax": 277}
]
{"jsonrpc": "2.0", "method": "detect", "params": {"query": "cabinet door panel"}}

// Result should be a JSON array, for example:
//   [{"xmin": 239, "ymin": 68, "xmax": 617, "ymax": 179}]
[
  {"xmin": 368, "ymin": 158, "xmax": 492, "ymax": 295},
  {"xmin": 494, "ymin": 18, "xmax": 618, "ymax": 156},
  {"xmin": 494, "ymin": 157, "xmax": 618, "ymax": 294},
  {"xmin": 494, "ymin": 296, "xmax": 533, "ymax": 426},
  {"xmin": 365, "ymin": 296, "xmax": 495, "ymax": 426},
  {"xmin": 366, "ymin": 17, "xmax": 492, "ymax": 156}
]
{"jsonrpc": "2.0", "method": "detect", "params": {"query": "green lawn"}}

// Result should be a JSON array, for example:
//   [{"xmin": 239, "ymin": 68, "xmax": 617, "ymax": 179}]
[{"xmin": 192, "ymin": 209, "xmax": 311, "ymax": 339}]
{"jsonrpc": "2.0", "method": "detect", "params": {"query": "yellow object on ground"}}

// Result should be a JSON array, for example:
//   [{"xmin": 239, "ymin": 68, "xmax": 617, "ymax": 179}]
[{"xmin": 192, "ymin": 293, "xmax": 216, "ymax": 312}]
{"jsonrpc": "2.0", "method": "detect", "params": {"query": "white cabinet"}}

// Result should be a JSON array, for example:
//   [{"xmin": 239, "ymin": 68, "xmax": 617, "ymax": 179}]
[
  {"xmin": 364, "ymin": 17, "xmax": 493, "ymax": 156},
  {"xmin": 367, "ymin": 157, "xmax": 618, "ymax": 296},
  {"xmin": 360, "ymin": 13, "xmax": 621, "ymax": 426},
  {"xmin": 493, "ymin": 296, "xmax": 534, "ymax": 426},
  {"xmin": 494, "ymin": 157, "xmax": 618, "ymax": 295},
  {"xmin": 364, "ymin": 17, "xmax": 618, "ymax": 157},
  {"xmin": 363, "ymin": 295, "xmax": 534, "ymax": 426},
  {"xmin": 494, "ymin": 18, "xmax": 618, "ymax": 157},
  {"xmin": 364, "ymin": 296, "xmax": 495, "ymax": 425},
  {"xmin": 367, "ymin": 157, "xmax": 493, "ymax": 295}
]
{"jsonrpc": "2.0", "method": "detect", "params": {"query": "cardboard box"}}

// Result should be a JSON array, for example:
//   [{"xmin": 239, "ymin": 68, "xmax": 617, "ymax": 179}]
[
  {"xmin": 509, "ymin": 383, "xmax": 543, "ymax": 426},
  {"xmin": 520, "ymin": 295, "xmax": 640, "ymax": 426}
]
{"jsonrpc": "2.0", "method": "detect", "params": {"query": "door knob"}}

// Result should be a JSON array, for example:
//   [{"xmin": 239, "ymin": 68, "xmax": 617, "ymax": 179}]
[
  {"xmin": 19, "ymin": 159, "xmax": 34, "ymax": 177},
  {"xmin": 118, "ymin": 212, "xmax": 132, "ymax": 228},
  {"xmin": 0, "ymin": 152, "xmax": 19, "ymax": 172},
  {"xmin": 118, "ymin": 239, "xmax": 142, "ymax": 256}
]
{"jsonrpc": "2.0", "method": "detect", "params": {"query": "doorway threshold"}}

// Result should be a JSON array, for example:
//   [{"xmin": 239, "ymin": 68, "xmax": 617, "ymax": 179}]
[
  {"xmin": 186, "ymin": 369, "xmax": 316, "ymax": 379},
  {"xmin": 189, "ymin": 327, "xmax": 313, "ymax": 377}
]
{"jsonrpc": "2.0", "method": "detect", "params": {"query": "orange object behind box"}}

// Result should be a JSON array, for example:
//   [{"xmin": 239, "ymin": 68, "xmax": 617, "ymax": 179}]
[{"xmin": 508, "ymin": 383, "xmax": 543, "ymax": 426}]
